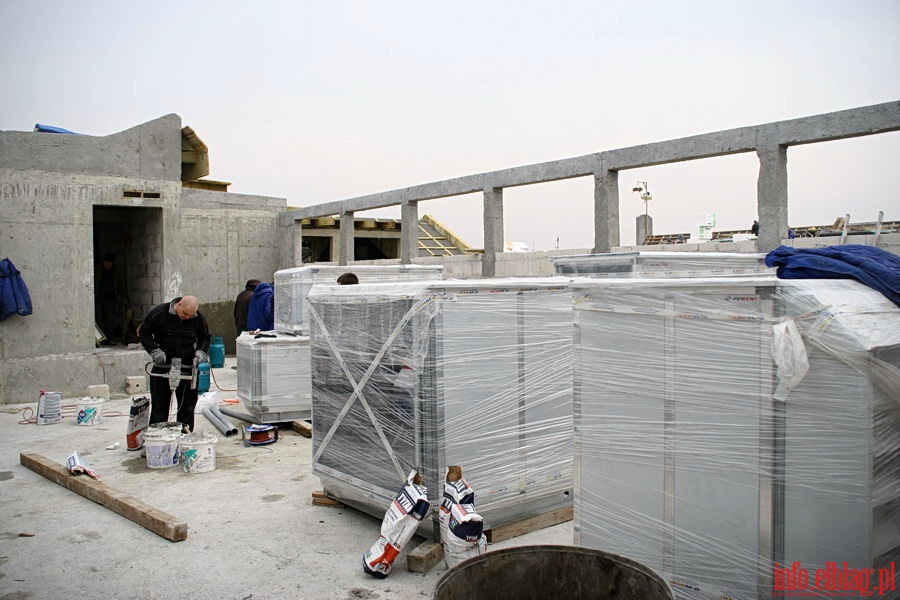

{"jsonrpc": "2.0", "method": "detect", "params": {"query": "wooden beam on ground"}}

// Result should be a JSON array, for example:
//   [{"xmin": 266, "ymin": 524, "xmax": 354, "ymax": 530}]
[
  {"xmin": 311, "ymin": 490, "xmax": 344, "ymax": 507},
  {"xmin": 20, "ymin": 452, "xmax": 188, "ymax": 542},
  {"xmin": 292, "ymin": 420, "xmax": 312, "ymax": 438},
  {"xmin": 407, "ymin": 539, "xmax": 443, "ymax": 573},
  {"xmin": 485, "ymin": 504, "xmax": 573, "ymax": 544}
]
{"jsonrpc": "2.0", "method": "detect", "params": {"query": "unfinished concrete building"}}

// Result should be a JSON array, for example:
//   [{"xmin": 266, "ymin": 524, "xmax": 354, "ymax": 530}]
[{"xmin": 2, "ymin": 101, "xmax": 898, "ymax": 404}]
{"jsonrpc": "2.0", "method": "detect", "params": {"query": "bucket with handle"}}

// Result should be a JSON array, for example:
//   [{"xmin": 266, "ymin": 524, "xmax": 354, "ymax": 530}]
[
  {"xmin": 143, "ymin": 422, "xmax": 183, "ymax": 469},
  {"xmin": 75, "ymin": 396, "xmax": 104, "ymax": 426},
  {"xmin": 180, "ymin": 431, "xmax": 218, "ymax": 473}
]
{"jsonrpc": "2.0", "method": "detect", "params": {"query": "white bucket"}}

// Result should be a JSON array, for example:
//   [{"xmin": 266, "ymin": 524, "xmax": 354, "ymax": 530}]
[
  {"xmin": 180, "ymin": 431, "xmax": 217, "ymax": 474},
  {"xmin": 75, "ymin": 396, "xmax": 104, "ymax": 426},
  {"xmin": 144, "ymin": 426, "xmax": 181, "ymax": 469}
]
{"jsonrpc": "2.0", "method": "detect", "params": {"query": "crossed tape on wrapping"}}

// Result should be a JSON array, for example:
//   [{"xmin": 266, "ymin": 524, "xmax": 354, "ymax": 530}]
[{"xmin": 309, "ymin": 295, "xmax": 437, "ymax": 482}]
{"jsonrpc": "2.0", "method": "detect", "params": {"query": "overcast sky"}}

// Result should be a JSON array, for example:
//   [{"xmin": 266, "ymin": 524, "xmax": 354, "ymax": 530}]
[{"xmin": 1, "ymin": 0, "xmax": 897, "ymax": 249}]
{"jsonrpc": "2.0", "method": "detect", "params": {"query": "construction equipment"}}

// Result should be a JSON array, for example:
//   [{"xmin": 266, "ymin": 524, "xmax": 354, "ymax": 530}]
[{"xmin": 145, "ymin": 357, "xmax": 197, "ymax": 422}]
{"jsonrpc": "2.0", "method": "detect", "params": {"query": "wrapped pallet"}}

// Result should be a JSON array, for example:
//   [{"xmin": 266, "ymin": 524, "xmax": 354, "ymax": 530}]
[
  {"xmin": 274, "ymin": 264, "xmax": 444, "ymax": 335},
  {"xmin": 308, "ymin": 277, "xmax": 574, "ymax": 541},
  {"xmin": 236, "ymin": 331, "xmax": 312, "ymax": 421},
  {"xmin": 571, "ymin": 276, "xmax": 900, "ymax": 600}
]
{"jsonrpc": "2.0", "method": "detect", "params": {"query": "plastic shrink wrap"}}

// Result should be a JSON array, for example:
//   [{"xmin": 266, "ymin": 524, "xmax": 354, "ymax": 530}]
[
  {"xmin": 236, "ymin": 331, "xmax": 311, "ymax": 421},
  {"xmin": 552, "ymin": 251, "xmax": 773, "ymax": 279},
  {"xmin": 308, "ymin": 277, "xmax": 573, "ymax": 541},
  {"xmin": 571, "ymin": 276, "xmax": 900, "ymax": 600},
  {"xmin": 274, "ymin": 264, "xmax": 444, "ymax": 334}
]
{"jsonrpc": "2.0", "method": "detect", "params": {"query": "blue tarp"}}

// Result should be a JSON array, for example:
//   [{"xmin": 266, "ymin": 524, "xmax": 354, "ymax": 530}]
[
  {"xmin": 33, "ymin": 123, "xmax": 77, "ymax": 134},
  {"xmin": 765, "ymin": 244, "xmax": 900, "ymax": 305},
  {"xmin": 0, "ymin": 258, "xmax": 33, "ymax": 321}
]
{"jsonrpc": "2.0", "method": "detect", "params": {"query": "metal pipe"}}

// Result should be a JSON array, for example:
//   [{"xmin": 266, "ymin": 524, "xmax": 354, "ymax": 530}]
[{"xmin": 210, "ymin": 405, "xmax": 239, "ymax": 436}]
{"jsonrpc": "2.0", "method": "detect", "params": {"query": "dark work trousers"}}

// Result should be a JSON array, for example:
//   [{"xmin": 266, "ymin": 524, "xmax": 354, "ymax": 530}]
[{"xmin": 149, "ymin": 364, "xmax": 198, "ymax": 431}]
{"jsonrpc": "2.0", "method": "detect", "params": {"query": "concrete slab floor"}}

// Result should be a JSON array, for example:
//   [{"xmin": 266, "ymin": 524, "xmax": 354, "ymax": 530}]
[{"xmin": 0, "ymin": 356, "xmax": 572, "ymax": 600}]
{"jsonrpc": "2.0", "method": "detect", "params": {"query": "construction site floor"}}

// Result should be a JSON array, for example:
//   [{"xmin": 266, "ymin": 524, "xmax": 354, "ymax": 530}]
[{"xmin": 0, "ymin": 356, "xmax": 571, "ymax": 600}]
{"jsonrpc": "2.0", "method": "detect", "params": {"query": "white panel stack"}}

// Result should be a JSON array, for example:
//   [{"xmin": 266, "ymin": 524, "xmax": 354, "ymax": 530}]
[
  {"xmin": 552, "ymin": 251, "xmax": 773, "ymax": 279},
  {"xmin": 236, "ymin": 331, "xmax": 312, "ymax": 421},
  {"xmin": 274, "ymin": 264, "xmax": 444, "ymax": 334},
  {"xmin": 571, "ymin": 277, "xmax": 900, "ymax": 600},
  {"xmin": 308, "ymin": 277, "xmax": 574, "ymax": 541}
]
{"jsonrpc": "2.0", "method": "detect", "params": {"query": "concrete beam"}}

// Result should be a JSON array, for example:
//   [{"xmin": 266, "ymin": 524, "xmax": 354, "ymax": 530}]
[{"xmin": 279, "ymin": 101, "xmax": 900, "ymax": 226}]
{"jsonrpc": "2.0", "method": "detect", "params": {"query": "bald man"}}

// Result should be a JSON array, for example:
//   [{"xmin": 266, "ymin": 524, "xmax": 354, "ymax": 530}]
[{"xmin": 139, "ymin": 295, "xmax": 211, "ymax": 432}]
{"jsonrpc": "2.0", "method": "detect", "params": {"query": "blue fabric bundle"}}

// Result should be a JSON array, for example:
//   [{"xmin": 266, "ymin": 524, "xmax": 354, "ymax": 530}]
[
  {"xmin": 765, "ymin": 244, "xmax": 900, "ymax": 305},
  {"xmin": 0, "ymin": 258, "xmax": 33, "ymax": 321}
]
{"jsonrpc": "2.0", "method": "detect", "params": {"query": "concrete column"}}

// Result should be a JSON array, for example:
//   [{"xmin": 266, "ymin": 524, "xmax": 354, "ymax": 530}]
[
  {"xmin": 400, "ymin": 200, "xmax": 419, "ymax": 265},
  {"xmin": 593, "ymin": 169, "xmax": 620, "ymax": 253},
  {"xmin": 636, "ymin": 214, "xmax": 653, "ymax": 246},
  {"xmin": 280, "ymin": 219, "xmax": 303, "ymax": 269},
  {"xmin": 339, "ymin": 211, "xmax": 354, "ymax": 265},
  {"xmin": 756, "ymin": 145, "xmax": 789, "ymax": 252},
  {"xmin": 482, "ymin": 187, "xmax": 504, "ymax": 278}
]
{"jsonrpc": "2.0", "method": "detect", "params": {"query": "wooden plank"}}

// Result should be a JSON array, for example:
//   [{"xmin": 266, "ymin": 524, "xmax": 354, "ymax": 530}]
[
  {"xmin": 311, "ymin": 490, "xmax": 344, "ymax": 507},
  {"xmin": 485, "ymin": 504, "xmax": 573, "ymax": 544},
  {"xmin": 291, "ymin": 420, "xmax": 312, "ymax": 438},
  {"xmin": 407, "ymin": 539, "xmax": 443, "ymax": 573},
  {"xmin": 19, "ymin": 452, "xmax": 187, "ymax": 542}
]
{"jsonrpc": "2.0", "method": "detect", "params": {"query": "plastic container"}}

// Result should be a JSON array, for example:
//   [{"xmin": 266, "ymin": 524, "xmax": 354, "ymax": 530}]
[
  {"xmin": 432, "ymin": 545, "xmax": 674, "ymax": 600},
  {"xmin": 180, "ymin": 431, "xmax": 217, "ymax": 473},
  {"xmin": 209, "ymin": 336, "xmax": 226, "ymax": 368},
  {"xmin": 75, "ymin": 396, "xmax": 104, "ymax": 426},
  {"xmin": 144, "ymin": 424, "xmax": 181, "ymax": 469}
]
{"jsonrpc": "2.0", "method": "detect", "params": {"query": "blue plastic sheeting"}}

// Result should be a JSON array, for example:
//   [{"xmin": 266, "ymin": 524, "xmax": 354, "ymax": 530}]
[
  {"xmin": 33, "ymin": 123, "xmax": 77, "ymax": 134},
  {"xmin": 765, "ymin": 244, "xmax": 900, "ymax": 305},
  {"xmin": 0, "ymin": 257, "xmax": 33, "ymax": 321}
]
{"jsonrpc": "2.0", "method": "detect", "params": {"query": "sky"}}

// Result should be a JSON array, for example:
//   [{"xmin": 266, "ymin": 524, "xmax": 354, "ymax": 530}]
[{"xmin": 1, "ymin": 0, "xmax": 898, "ymax": 250}]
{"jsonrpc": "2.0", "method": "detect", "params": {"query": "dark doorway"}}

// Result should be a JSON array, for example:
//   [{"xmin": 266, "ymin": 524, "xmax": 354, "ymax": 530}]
[{"xmin": 92, "ymin": 206, "xmax": 162, "ymax": 345}]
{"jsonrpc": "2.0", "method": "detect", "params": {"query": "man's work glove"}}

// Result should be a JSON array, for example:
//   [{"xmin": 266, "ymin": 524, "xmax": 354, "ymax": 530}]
[
  {"xmin": 195, "ymin": 350, "xmax": 208, "ymax": 364},
  {"xmin": 150, "ymin": 348, "xmax": 167, "ymax": 364}
]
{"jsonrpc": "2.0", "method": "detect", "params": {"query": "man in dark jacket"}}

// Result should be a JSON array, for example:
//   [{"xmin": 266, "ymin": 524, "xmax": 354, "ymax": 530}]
[
  {"xmin": 233, "ymin": 279, "xmax": 260, "ymax": 337},
  {"xmin": 139, "ymin": 295, "xmax": 211, "ymax": 431}
]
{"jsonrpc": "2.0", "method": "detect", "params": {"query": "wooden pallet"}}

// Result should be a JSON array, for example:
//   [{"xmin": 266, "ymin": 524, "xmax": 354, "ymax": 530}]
[
  {"xmin": 291, "ymin": 420, "xmax": 312, "ymax": 438},
  {"xmin": 311, "ymin": 490, "xmax": 344, "ymax": 507}
]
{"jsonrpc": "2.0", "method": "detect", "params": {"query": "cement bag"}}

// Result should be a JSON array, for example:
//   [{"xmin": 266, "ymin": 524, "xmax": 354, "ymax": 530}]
[
  {"xmin": 439, "ymin": 465, "xmax": 487, "ymax": 568},
  {"xmin": 125, "ymin": 395, "xmax": 151, "ymax": 451},
  {"xmin": 363, "ymin": 470, "xmax": 430, "ymax": 578}
]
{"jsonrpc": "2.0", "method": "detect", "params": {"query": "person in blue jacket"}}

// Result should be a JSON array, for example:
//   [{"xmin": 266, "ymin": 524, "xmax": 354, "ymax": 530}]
[{"xmin": 247, "ymin": 281, "xmax": 275, "ymax": 331}]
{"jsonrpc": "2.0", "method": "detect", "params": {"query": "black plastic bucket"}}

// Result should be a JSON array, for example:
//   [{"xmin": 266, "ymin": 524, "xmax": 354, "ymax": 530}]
[{"xmin": 432, "ymin": 545, "xmax": 674, "ymax": 600}]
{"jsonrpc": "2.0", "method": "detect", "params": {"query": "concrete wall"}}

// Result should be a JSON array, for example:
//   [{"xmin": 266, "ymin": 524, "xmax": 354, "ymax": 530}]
[{"xmin": 0, "ymin": 116, "xmax": 285, "ymax": 404}]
